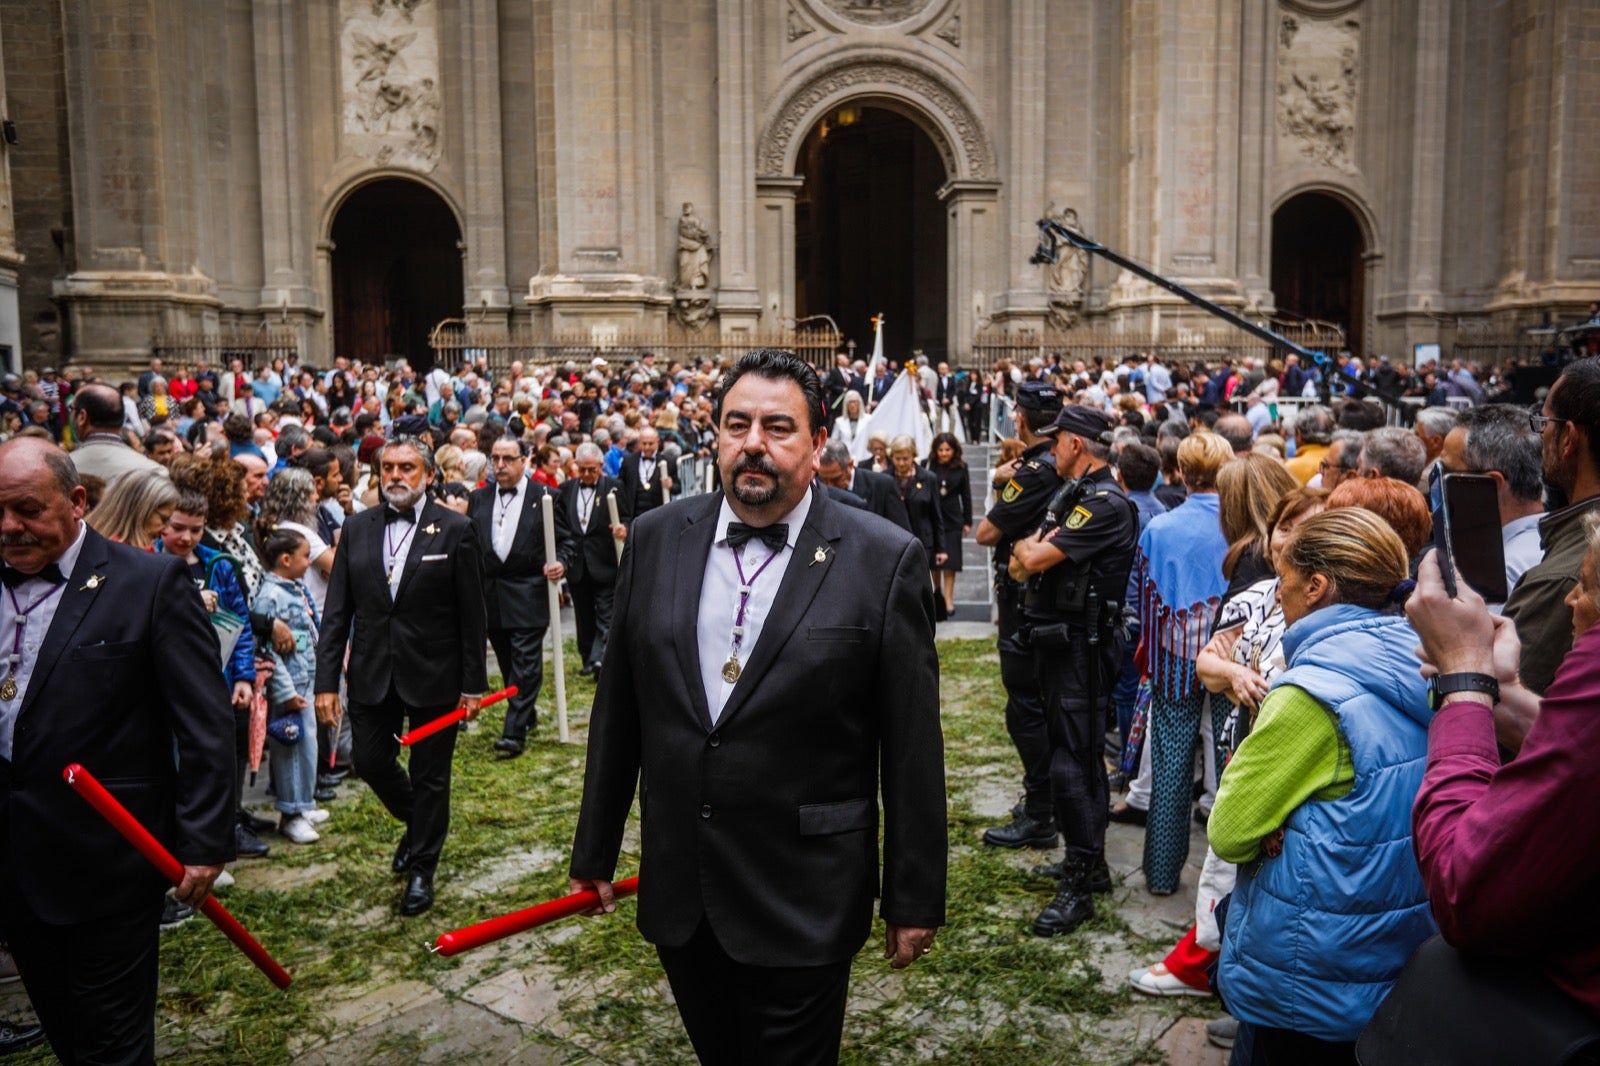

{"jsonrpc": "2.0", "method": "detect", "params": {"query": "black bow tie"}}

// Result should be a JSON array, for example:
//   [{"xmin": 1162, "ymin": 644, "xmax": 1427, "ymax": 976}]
[
  {"xmin": 499, "ymin": 487, "xmax": 518, "ymax": 497},
  {"xmin": 726, "ymin": 522, "xmax": 787, "ymax": 552},
  {"xmin": 1, "ymin": 562, "xmax": 65, "ymax": 588},
  {"xmin": 385, "ymin": 507, "xmax": 415, "ymax": 525}
]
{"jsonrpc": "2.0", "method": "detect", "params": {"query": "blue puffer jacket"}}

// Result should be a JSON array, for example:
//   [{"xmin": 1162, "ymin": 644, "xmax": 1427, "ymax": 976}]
[
  {"xmin": 151, "ymin": 541, "xmax": 256, "ymax": 687},
  {"xmin": 1218, "ymin": 603, "xmax": 1438, "ymax": 1042}
]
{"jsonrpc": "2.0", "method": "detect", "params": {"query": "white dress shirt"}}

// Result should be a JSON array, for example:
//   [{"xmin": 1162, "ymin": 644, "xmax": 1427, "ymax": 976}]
[
  {"xmin": 696, "ymin": 489, "xmax": 813, "ymax": 723},
  {"xmin": 1495, "ymin": 511, "xmax": 1546, "ymax": 615},
  {"xmin": 640, "ymin": 456, "xmax": 657, "ymax": 486},
  {"xmin": 492, "ymin": 478, "xmax": 526, "ymax": 562},
  {"xmin": 576, "ymin": 484, "xmax": 599, "ymax": 530},
  {"xmin": 383, "ymin": 497, "xmax": 427, "ymax": 599},
  {"xmin": 0, "ymin": 521, "xmax": 88, "ymax": 760}
]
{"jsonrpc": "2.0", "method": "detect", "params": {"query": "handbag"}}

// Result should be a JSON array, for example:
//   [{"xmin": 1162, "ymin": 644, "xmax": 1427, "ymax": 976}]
[
  {"xmin": 265, "ymin": 708, "xmax": 304, "ymax": 746},
  {"xmin": 1357, "ymin": 935, "xmax": 1600, "ymax": 1065},
  {"xmin": 203, "ymin": 553, "xmax": 247, "ymax": 668}
]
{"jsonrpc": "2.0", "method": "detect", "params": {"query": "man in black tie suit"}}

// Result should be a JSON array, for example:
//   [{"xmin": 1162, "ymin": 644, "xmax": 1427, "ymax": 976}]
[
  {"xmin": 0, "ymin": 438, "xmax": 235, "ymax": 1064},
  {"xmin": 557, "ymin": 443, "xmax": 630, "ymax": 676},
  {"xmin": 315, "ymin": 437, "xmax": 487, "ymax": 916},
  {"xmin": 570, "ymin": 350, "xmax": 946, "ymax": 1065},
  {"xmin": 815, "ymin": 439, "xmax": 911, "ymax": 532},
  {"xmin": 467, "ymin": 437, "xmax": 576, "ymax": 755},
  {"xmin": 616, "ymin": 426, "xmax": 674, "ymax": 518}
]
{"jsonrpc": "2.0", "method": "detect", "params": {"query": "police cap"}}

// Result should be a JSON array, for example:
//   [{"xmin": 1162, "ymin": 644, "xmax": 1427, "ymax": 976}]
[
  {"xmin": 1015, "ymin": 381, "xmax": 1063, "ymax": 413},
  {"xmin": 1039, "ymin": 404, "xmax": 1115, "ymax": 443}
]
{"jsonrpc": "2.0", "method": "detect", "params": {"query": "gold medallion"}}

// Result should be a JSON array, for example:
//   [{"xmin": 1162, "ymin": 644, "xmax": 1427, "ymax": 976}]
[
  {"xmin": 1, "ymin": 675, "xmax": 17, "ymax": 701},
  {"xmin": 83, "ymin": 574, "xmax": 104, "ymax": 590},
  {"xmin": 422, "ymin": 523, "xmax": 441, "ymax": 535},
  {"xmin": 720, "ymin": 656, "xmax": 742, "ymax": 683},
  {"xmin": 811, "ymin": 546, "xmax": 828, "ymax": 566}
]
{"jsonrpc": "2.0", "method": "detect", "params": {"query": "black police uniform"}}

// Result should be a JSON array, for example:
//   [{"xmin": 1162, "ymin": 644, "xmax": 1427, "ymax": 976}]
[
  {"xmin": 1022, "ymin": 462, "xmax": 1138, "ymax": 935},
  {"xmin": 981, "ymin": 439, "xmax": 1063, "ymax": 845}
]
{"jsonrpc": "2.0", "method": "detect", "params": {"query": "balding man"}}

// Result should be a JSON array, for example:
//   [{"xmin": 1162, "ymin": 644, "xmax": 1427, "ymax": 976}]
[
  {"xmin": 618, "ymin": 426, "xmax": 674, "ymax": 517},
  {"xmin": 67, "ymin": 383, "xmax": 164, "ymax": 486},
  {"xmin": 558, "ymin": 443, "xmax": 630, "ymax": 676},
  {"xmin": 0, "ymin": 438, "xmax": 233, "ymax": 1063}
]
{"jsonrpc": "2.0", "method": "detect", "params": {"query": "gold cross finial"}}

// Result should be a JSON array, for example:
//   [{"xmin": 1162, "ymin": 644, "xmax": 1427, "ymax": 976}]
[{"xmin": 871, "ymin": 313, "xmax": 884, "ymax": 330}]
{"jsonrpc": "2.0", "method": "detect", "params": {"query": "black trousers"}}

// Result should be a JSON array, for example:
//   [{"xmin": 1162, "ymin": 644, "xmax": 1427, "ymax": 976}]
[
  {"xmin": 1033, "ymin": 631, "xmax": 1120, "ymax": 858},
  {"xmin": 997, "ymin": 587, "xmax": 1052, "ymax": 820},
  {"xmin": 1254, "ymin": 1026, "xmax": 1356, "ymax": 1066},
  {"xmin": 656, "ymin": 919, "xmax": 853, "ymax": 1066},
  {"xmin": 488, "ymin": 623, "xmax": 546, "ymax": 743},
  {"xmin": 348, "ymin": 686, "xmax": 458, "ymax": 875},
  {"xmin": 0, "ymin": 869, "xmax": 162, "ymax": 1066},
  {"xmin": 570, "ymin": 572, "xmax": 615, "ymax": 669}
]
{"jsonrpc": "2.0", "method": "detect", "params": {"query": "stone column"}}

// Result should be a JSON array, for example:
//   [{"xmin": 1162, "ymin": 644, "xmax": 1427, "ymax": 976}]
[
  {"xmin": 940, "ymin": 180, "xmax": 1001, "ymax": 363},
  {"xmin": 715, "ymin": 0, "xmax": 762, "ymax": 335},
  {"xmin": 755, "ymin": 176, "xmax": 804, "ymax": 328},
  {"xmin": 1391, "ymin": 0, "xmax": 1450, "ymax": 350},
  {"xmin": 993, "ymin": 0, "xmax": 1048, "ymax": 331},
  {"xmin": 459, "ymin": 0, "xmax": 511, "ymax": 318},
  {"xmin": 1235, "ymin": 0, "xmax": 1274, "ymax": 314},
  {"xmin": 0, "ymin": 15, "xmax": 20, "ymax": 372}
]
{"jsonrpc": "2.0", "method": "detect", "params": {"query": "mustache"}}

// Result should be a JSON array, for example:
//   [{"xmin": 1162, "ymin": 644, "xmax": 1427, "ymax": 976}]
[
  {"xmin": 0, "ymin": 534, "xmax": 41, "ymax": 547},
  {"xmin": 731, "ymin": 454, "xmax": 778, "ymax": 479}
]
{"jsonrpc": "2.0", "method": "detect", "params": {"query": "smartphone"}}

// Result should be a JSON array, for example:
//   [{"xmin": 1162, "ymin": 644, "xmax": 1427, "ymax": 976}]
[{"xmin": 1434, "ymin": 473, "xmax": 1508, "ymax": 603}]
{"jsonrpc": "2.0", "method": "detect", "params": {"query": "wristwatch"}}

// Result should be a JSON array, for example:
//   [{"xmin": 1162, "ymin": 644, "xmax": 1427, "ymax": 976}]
[{"xmin": 1428, "ymin": 672, "xmax": 1500, "ymax": 711}]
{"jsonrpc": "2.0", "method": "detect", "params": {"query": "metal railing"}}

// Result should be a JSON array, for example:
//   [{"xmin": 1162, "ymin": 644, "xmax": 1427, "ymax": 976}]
[
  {"xmin": 151, "ymin": 327, "xmax": 298, "ymax": 373},
  {"xmin": 429, "ymin": 321, "xmax": 843, "ymax": 376},
  {"xmin": 969, "ymin": 322, "xmax": 1345, "ymax": 376}
]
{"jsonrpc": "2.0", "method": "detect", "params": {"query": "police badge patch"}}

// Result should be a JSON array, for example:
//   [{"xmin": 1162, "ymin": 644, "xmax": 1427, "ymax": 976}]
[
  {"xmin": 1064, "ymin": 505, "xmax": 1093, "ymax": 530},
  {"xmin": 1001, "ymin": 479, "xmax": 1023, "ymax": 503}
]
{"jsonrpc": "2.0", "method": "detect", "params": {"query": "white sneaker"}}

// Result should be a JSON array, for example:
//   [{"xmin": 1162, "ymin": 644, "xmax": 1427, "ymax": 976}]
[
  {"xmin": 212, "ymin": 869, "xmax": 235, "ymax": 889},
  {"xmin": 279, "ymin": 815, "xmax": 320, "ymax": 844},
  {"xmin": 303, "ymin": 809, "xmax": 331, "ymax": 826},
  {"xmin": 1127, "ymin": 964, "xmax": 1211, "ymax": 997}
]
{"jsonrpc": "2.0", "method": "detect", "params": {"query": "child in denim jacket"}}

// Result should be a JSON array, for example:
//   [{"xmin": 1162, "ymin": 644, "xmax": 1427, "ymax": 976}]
[{"xmin": 252, "ymin": 528, "xmax": 327, "ymax": 844}]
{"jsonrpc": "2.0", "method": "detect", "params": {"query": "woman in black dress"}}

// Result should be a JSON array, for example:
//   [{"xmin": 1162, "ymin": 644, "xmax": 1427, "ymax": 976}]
[
  {"xmin": 888, "ymin": 435, "xmax": 948, "ymax": 618},
  {"xmin": 927, "ymin": 432, "xmax": 972, "ymax": 618}
]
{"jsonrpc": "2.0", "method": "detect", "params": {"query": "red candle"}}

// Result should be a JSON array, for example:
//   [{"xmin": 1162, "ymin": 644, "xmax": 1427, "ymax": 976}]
[
  {"xmin": 432, "ymin": 876, "xmax": 641, "ymax": 957},
  {"xmin": 396, "ymin": 685, "xmax": 519, "ymax": 747},
  {"xmin": 62, "ymin": 763, "xmax": 292, "ymax": 990}
]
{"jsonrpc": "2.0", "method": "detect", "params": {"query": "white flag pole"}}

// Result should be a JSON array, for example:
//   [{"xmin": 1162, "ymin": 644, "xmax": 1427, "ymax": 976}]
[{"xmin": 541, "ymin": 495, "xmax": 569, "ymax": 743}]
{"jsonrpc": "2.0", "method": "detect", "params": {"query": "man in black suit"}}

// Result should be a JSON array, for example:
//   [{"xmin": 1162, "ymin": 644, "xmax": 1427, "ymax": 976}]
[
  {"xmin": 467, "ymin": 437, "xmax": 576, "ymax": 756},
  {"xmin": 822, "ymin": 352, "xmax": 854, "ymax": 430},
  {"xmin": 570, "ymin": 350, "xmax": 946, "ymax": 1065},
  {"xmin": 616, "ymin": 426, "xmax": 674, "ymax": 518},
  {"xmin": 0, "ymin": 438, "xmax": 234, "ymax": 1064},
  {"xmin": 815, "ymin": 438, "xmax": 911, "ymax": 532},
  {"xmin": 557, "ymin": 443, "xmax": 629, "ymax": 676},
  {"xmin": 315, "ymin": 436, "xmax": 487, "ymax": 916}
]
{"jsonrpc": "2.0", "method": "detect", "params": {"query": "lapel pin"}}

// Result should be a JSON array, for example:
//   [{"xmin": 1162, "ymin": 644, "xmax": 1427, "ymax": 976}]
[
  {"xmin": 422, "ymin": 522, "xmax": 441, "ymax": 536},
  {"xmin": 811, "ymin": 546, "xmax": 829, "ymax": 567},
  {"xmin": 81, "ymin": 574, "xmax": 104, "ymax": 591}
]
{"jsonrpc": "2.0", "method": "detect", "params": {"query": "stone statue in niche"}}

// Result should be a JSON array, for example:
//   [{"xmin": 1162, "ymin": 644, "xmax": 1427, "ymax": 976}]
[
  {"xmin": 675, "ymin": 203, "xmax": 715, "ymax": 291},
  {"xmin": 1043, "ymin": 203, "xmax": 1088, "ymax": 330},
  {"xmin": 1277, "ymin": 15, "xmax": 1360, "ymax": 174}
]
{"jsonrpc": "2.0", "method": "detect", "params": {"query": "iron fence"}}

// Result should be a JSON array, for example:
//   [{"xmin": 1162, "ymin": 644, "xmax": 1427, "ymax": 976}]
[
  {"xmin": 150, "ymin": 328, "xmax": 298, "ymax": 373},
  {"xmin": 970, "ymin": 322, "xmax": 1346, "ymax": 376},
  {"xmin": 429, "ymin": 320, "xmax": 843, "ymax": 376}
]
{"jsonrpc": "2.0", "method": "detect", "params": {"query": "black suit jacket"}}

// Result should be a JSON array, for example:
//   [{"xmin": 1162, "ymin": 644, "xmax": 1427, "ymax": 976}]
[
  {"xmin": 315, "ymin": 499, "xmax": 488, "ymax": 707},
  {"xmin": 618, "ymin": 451, "xmax": 673, "ymax": 517},
  {"xmin": 848, "ymin": 468, "xmax": 912, "ymax": 533},
  {"xmin": 894, "ymin": 466, "xmax": 945, "ymax": 554},
  {"xmin": 558, "ymin": 475, "xmax": 631, "ymax": 584},
  {"xmin": 467, "ymin": 481, "xmax": 578, "ymax": 631},
  {"xmin": 0, "ymin": 528, "xmax": 235, "ymax": 924},
  {"xmin": 570, "ymin": 489, "xmax": 947, "ymax": 967}
]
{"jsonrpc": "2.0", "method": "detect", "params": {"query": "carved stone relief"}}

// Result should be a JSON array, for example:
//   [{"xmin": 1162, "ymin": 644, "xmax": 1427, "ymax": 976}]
[
  {"xmin": 1276, "ymin": 12, "xmax": 1360, "ymax": 174},
  {"xmin": 934, "ymin": 15, "xmax": 961, "ymax": 48},
  {"xmin": 341, "ymin": 0, "xmax": 442, "ymax": 173},
  {"xmin": 1043, "ymin": 203, "xmax": 1088, "ymax": 330},
  {"xmin": 817, "ymin": 0, "xmax": 934, "ymax": 27},
  {"xmin": 758, "ymin": 60, "xmax": 995, "ymax": 179},
  {"xmin": 787, "ymin": 4, "xmax": 817, "ymax": 42}
]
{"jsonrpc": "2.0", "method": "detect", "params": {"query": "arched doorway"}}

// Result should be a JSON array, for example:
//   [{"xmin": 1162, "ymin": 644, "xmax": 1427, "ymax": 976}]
[
  {"xmin": 330, "ymin": 179, "xmax": 462, "ymax": 371},
  {"xmin": 795, "ymin": 106, "xmax": 948, "ymax": 361},
  {"xmin": 1271, "ymin": 191, "xmax": 1366, "ymax": 354}
]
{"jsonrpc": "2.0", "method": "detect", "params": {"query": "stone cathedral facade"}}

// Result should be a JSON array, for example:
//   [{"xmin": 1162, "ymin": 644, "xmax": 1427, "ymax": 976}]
[{"xmin": 0, "ymin": 0, "xmax": 1594, "ymax": 373}]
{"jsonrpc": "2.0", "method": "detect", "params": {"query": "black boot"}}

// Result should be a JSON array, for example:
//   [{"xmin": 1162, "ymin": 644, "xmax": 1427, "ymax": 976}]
[
  {"xmin": 1029, "ymin": 855, "xmax": 1113, "ymax": 894},
  {"xmin": 1032, "ymin": 853, "xmax": 1095, "ymax": 936},
  {"xmin": 982, "ymin": 809, "xmax": 1059, "ymax": 850}
]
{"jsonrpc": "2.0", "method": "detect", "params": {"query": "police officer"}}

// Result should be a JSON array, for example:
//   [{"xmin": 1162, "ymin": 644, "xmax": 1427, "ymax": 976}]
[
  {"xmin": 975, "ymin": 381, "xmax": 1065, "ymax": 851},
  {"xmin": 1008, "ymin": 405, "xmax": 1139, "ymax": 937}
]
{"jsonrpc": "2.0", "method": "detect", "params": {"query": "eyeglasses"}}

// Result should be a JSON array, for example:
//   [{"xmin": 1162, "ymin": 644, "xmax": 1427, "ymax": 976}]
[{"xmin": 1529, "ymin": 408, "xmax": 1570, "ymax": 434}]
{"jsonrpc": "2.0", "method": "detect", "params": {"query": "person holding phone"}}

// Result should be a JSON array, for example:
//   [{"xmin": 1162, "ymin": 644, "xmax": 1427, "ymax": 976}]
[{"xmin": 1438, "ymin": 405, "xmax": 1545, "ymax": 603}]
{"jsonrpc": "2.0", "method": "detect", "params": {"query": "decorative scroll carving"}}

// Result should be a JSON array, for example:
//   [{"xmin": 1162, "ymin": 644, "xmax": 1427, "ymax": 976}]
[
  {"xmin": 787, "ymin": 4, "xmax": 817, "ymax": 42},
  {"xmin": 934, "ymin": 15, "xmax": 961, "ymax": 48},
  {"xmin": 1276, "ymin": 12, "xmax": 1360, "ymax": 174},
  {"xmin": 674, "ymin": 293, "xmax": 714, "ymax": 331},
  {"xmin": 818, "ymin": 0, "xmax": 933, "ymax": 26},
  {"xmin": 341, "ymin": 0, "xmax": 441, "ymax": 172},
  {"xmin": 758, "ymin": 60, "xmax": 995, "ymax": 180}
]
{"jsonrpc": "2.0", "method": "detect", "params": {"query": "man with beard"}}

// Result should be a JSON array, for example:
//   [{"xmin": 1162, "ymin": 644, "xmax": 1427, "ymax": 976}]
[
  {"xmin": 314, "ymin": 436, "xmax": 487, "ymax": 916},
  {"xmin": 570, "ymin": 349, "xmax": 946, "ymax": 1065},
  {"xmin": 1504, "ymin": 358, "xmax": 1600, "ymax": 694}
]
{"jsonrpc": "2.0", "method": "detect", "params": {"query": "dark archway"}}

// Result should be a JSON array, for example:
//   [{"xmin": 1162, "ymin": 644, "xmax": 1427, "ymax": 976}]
[
  {"xmin": 795, "ymin": 106, "xmax": 947, "ymax": 361},
  {"xmin": 1271, "ymin": 192, "xmax": 1365, "ymax": 354},
  {"xmin": 330, "ymin": 179, "xmax": 462, "ymax": 371}
]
